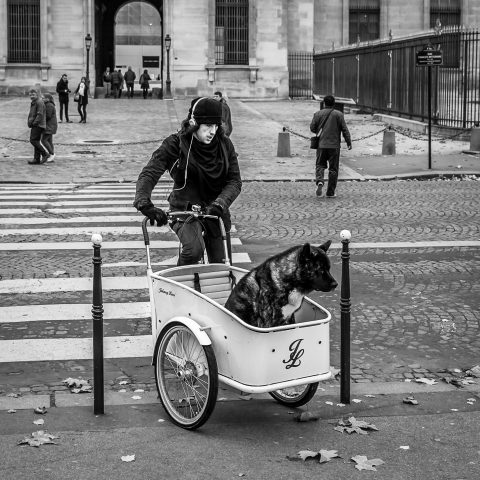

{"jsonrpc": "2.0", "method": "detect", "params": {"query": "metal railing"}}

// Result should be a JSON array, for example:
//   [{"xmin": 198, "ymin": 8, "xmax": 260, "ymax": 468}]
[
  {"xmin": 288, "ymin": 51, "xmax": 313, "ymax": 98},
  {"xmin": 313, "ymin": 27, "xmax": 480, "ymax": 129}
]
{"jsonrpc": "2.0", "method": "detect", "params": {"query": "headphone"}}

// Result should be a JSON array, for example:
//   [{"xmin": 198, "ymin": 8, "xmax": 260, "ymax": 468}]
[{"xmin": 188, "ymin": 97, "xmax": 207, "ymax": 127}]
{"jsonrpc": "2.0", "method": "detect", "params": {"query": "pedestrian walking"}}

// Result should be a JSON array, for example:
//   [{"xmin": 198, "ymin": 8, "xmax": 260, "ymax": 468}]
[
  {"xmin": 124, "ymin": 66, "xmax": 136, "ymax": 98},
  {"xmin": 118, "ymin": 69, "xmax": 124, "ymax": 98},
  {"xmin": 134, "ymin": 97, "xmax": 242, "ymax": 266},
  {"xmin": 27, "ymin": 88, "xmax": 49, "ymax": 165},
  {"xmin": 139, "ymin": 69, "xmax": 150, "ymax": 99},
  {"xmin": 42, "ymin": 93, "xmax": 58, "ymax": 163},
  {"xmin": 74, "ymin": 77, "xmax": 89, "ymax": 123},
  {"xmin": 213, "ymin": 91, "xmax": 233, "ymax": 137},
  {"xmin": 111, "ymin": 69, "xmax": 121, "ymax": 99},
  {"xmin": 310, "ymin": 94, "xmax": 352, "ymax": 198},
  {"xmin": 55, "ymin": 74, "xmax": 72, "ymax": 123},
  {"xmin": 103, "ymin": 67, "xmax": 112, "ymax": 98}
]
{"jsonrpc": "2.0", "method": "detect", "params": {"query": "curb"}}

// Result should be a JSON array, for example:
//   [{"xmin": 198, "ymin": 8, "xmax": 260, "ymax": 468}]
[{"xmin": 2, "ymin": 381, "xmax": 478, "ymax": 410}]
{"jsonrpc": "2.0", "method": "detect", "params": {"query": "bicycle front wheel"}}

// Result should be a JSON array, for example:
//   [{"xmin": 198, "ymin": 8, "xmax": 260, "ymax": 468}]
[{"xmin": 155, "ymin": 323, "xmax": 218, "ymax": 429}]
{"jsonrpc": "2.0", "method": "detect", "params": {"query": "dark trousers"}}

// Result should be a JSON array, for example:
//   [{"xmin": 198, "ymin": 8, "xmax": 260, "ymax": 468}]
[
  {"xmin": 77, "ymin": 102, "xmax": 87, "ymax": 122},
  {"xmin": 30, "ymin": 127, "xmax": 48, "ymax": 161},
  {"xmin": 112, "ymin": 84, "xmax": 119, "ymax": 98},
  {"xmin": 59, "ymin": 100, "xmax": 69, "ymax": 121},
  {"xmin": 126, "ymin": 83, "xmax": 134, "ymax": 98},
  {"xmin": 171, "ymin": 218, "xmax": 229, "ymax": 266},
  {"xmin": 315, "ymin": 148, "xmax": 340, "ymax": 196},
  {"xmin": 42, "ymin": 133, "xmax": 54, "ymax": 155},
  {"xmin": 142, "ymin": 87, "xmax": 148, "ymax": 99}
]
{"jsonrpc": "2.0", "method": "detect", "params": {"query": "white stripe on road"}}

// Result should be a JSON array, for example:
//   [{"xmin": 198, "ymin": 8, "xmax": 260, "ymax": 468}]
[
  {"xmin": 0, "ymin": 215, "xmax": 144, "ymax": 225},
  {"xmin": 0, "ymin": 237, "xmax": 242, "ymax": 250},
  {"xmin": 0, "ymin": 194, "xmax": 147, "ymax": 200},
  {"xmin": 0, "ymin": 200, "xmax": 166, "ymax": 207},
  {"xmin": 0, "ymin": 207, "xmax": 137, "ymax": 215},
  {"xmin": 0, "ymin": 336, "xmax": 152, "ymax": 362},
  {"xmin": 327, "ymin": 240, "xmax": 480, "ymax": 249},
  {"xmin": 0, "ymin": 302, "xmax": 150, "ymax": 322}
]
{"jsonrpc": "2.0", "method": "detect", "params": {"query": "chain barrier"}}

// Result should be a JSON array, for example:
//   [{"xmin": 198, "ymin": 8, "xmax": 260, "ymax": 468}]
[
  {"xmin": 284, "ymin": 124, "xmax": 467, "ymax": 144},
  {"xmin": 0, "ymin": 136, "xmax": 161, "ymax": 147}
]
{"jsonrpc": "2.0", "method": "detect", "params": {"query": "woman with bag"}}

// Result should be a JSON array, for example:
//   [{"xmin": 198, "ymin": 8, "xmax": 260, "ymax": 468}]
[
  {"xmin": 74, "ymin": 77, "xmax": 89, "ymax": 123},
  {"xmin": 139, "ymin": 69, "xmax": 150, "ymax": 99}
]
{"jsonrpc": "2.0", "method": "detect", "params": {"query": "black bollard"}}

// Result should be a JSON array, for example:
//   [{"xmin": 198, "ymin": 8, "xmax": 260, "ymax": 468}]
[
  {"xmin": 91, "ymin": 233, "xmax": 104, "ymax": 415},
  {"xmin": 339, "ymin": 230, "xmax": 351, "ymax": 404}
]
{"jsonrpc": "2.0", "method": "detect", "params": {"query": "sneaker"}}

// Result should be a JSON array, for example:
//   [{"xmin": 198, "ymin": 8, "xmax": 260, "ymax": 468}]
[
  {"xmin": 28, "ymin": 159, "xmax": 40, "ymax": 164},
  {"xmin": 39, "ymin": 154, "xmax": 49, "ymax": 164},
  {"xmin": 326, "ymin": 193, "xmax": 336, "ymax": 198},
  {"xmin": 46, "ymin": 154, "xmax": 55, "ymax": 163},
  {"xmin": 315, "ymin": 183, "xmax": 323, "ymax": 196}
]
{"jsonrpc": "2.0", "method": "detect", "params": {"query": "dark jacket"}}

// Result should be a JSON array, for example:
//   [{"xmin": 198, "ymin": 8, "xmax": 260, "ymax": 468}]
[
  {"xmin": 134, "ymin": 132, "xmax": 242, "ymax": 228},
  {"xmin": 56, "ymin": 79, "xmax": 70, "ymax": 102},
  {"xmin": 124, "ymin": 70, "xmax": 136, "ymax": 84},
  {"xmin": 44, "ymin": 98, "xmax": 58, "ymax": 135},
  {"xmin": 220, "ymin": 99, "xmax": 233, "ymax": 137},
  {"xmin": 27, "ymin": 98, "xmax": 46, "ymax": 129},
  {"xmin": 111, "ymin": 70, "xmax": 121, "ymax": 86},
  {"xmin": 139, "ymin": 73, "xmax": 150, "ymax": 88},
  {"xmin": 310, "ymin": 108, "xmax": 352, "ymax": 149},
  {"xmin": 74, "ymin": 83, "xmax": 89, "ymax": 105}
]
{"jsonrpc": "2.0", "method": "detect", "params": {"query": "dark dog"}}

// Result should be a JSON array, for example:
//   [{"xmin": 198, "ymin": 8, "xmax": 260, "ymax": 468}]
[{"xmin": 225, "ymin": 241, "xmax": 337, "ymax": 328}]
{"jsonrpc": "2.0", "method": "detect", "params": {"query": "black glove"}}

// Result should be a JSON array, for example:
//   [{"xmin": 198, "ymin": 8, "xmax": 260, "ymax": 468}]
[
  {"xmin": 140, "ymin": 206, "xmax": 168, "ymax": 226},
  {"xmin": 205, "ymin": 202, "xmax": 223, "ymax": 217}
]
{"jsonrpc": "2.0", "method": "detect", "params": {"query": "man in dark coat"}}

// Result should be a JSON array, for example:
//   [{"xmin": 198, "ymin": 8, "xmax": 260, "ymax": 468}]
[
  {"xmin": 310, "ymin": 94, "xmax": 352, "ymax": 198},
  {"xmin": 124, "ymin": 66, "xmax": 136, "ymax": 98},
  {"xmin": 42, "ymin": 93, "xmax": 58, "ymax": 163},
  {"xmin": 27, "ymin": 89, "xmax": 49, "ymax": 165},
  {"xmin": 134, "ymin": 97, "xmax": 242, "ymax": 265},
  {"xmin": 213, "ymin": 91, "xmax": 233, "ymax": 137},
  {"xmin": 55, "ymin": 74, "xmax": 72, "ymax": 122}
]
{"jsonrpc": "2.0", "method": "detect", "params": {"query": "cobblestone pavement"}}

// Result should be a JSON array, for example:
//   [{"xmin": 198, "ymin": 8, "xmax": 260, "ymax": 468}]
[{"xmin": 0, "ymin": 96, "xmax": 479, "ymax": 400}]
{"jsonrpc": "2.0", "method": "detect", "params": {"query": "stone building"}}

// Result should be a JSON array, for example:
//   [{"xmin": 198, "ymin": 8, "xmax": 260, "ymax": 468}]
[{"xmin": 0, "ymin": 0, "xmax": 478, "ymax": 98}]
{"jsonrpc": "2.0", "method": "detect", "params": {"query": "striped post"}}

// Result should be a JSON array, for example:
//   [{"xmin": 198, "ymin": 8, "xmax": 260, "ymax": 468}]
[
  {"xmin": 91, "ymin": 233, "xmax": 104, "ymax": 414},
  {"xmin": 339, "ymin": 230, "xmax": 351, "ymax": 404}
]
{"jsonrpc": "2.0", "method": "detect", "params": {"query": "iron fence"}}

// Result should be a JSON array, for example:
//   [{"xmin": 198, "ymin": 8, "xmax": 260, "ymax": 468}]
[
  {"xmin": 288, "ymin": 51, "xmax": 313, "ymax": 98},
  {"xmin": 313, "ymin": 27, "xmax": 480, "ymax": 129}
]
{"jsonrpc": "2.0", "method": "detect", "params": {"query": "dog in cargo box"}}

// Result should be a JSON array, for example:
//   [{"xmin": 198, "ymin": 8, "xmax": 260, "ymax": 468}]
[{"xmin": 224, "ymin": 241, "xmax": 337, "ymax": 328}]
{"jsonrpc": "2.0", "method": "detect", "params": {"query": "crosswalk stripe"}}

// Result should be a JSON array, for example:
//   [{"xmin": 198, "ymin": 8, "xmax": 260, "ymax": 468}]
[
  {"xmin": 0, "ymin": 336, "xmax": 152, "ymax": 362},
  {"xmin": 0, "ymin": 182, "xmax": 251, "ymax": 363},
  {"xmin": 0, "ymin": 238, "xmax": 242, "ymax": 251},
  {"xmin": 0, "ymin": 303, "xmax": 150, "ymax": 322}
]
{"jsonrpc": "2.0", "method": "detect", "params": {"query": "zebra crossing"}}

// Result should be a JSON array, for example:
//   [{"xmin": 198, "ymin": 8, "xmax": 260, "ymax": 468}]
[{"xmin": 0, "ymin": 182, "xmax": 251, "ymax": 363}]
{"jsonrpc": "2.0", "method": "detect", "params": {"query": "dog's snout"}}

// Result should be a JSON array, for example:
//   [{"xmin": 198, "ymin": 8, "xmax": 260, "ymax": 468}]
[{"xmin": 330, "ymin": 280, "xmax": 338, "ymax": 290}]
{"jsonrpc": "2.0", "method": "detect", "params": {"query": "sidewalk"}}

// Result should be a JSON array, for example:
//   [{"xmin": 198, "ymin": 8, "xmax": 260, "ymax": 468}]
[{"xmin": 0, "ymin": 96, "xmax": 478, "ymax": 183}]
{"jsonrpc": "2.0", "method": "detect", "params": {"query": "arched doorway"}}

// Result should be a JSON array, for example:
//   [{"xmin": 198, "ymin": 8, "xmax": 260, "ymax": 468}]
[
  {"xmin": 115, "ymin": 2, "xmax": 163, "ymax": 91},
  {"xmin": 94, "ymin": 0, "xmax": 163, "ymax": 94}
]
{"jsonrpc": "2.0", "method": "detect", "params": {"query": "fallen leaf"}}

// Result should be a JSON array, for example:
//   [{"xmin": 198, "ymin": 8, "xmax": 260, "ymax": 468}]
[
  {"xmin": 318, "ymin": 449, "xmax": 340, "ymax": 463},
  {"xmin": 131, "ymin": 395, "xmax": 142, "ymax": 400},
  {"xmin": 33, "ymin": 419, "xmax": 45, "ymax": 425},
  {"xmin": 415, "ymin": 378, "xmax": 437, "ymax": 385},
  {"xmin": 352, "ymin": 398, "xmax": 362, "ymax": 403},
  {"xmin": 364, "ymin": 394, "xmax": 375, "ymax": 398},
  {"xmin": 298, "ymin": 450, "xmax": 319, "ymax": 461},
  {"xmin": 34, "ymin": 406, "xmax": 48, "ymax": 415},
  {"xmin": 351, "ymin": 455, "xmax": 385, "ymax": 471},
  {"xmin": 335, "ymin": 416, "xmax": 378, "ymax": 435},
  {"xmin": 466, "ymin": 365, "xmax": 480, "ymax": 377},
  {"xmin": 325, "ymin": 401, "xmax": 333, "ymax": 405},
  {"xmin": 403, "ymin": 396, "xmax": 418, "ymax": 405},
  {"xmin": 336, "ymin": 403, "xmax": 346, "ymax": 407},
  {"xmin": 119, "ymin": 380, "xmax": 128, "ymax": 385},
  {"xmin": 52, "ymin": 270, "xmax": 67, "ymax": 277},
  {"xmin": 63, "ymin": 378, "xmax": 92, "ymax": 393},
  {"xmin": 18, "ymin": 430, "xmax": 58, "ymax": 448},
  {"xmin": 399, "ymin": 446, "xmax": 410, "ymax": 450},
  {"xmin": 7, "ymin": 393, "xmax": 20, "ymax": 398},
  {"xmin": 134, "ymin": 389, "xmax": 144, "ymax": 393},
  {"xmin": 121, "ymin": 454, "xmax": 135, "ymax": 462},
  {"xmin": 7, "ymin": 409, "xmax": 16, "ymax": 414}
]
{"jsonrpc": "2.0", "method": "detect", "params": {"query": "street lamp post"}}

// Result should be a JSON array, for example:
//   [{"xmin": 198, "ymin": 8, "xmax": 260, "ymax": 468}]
[
  {"xmin": 165, "ymin": 34, "xmax": 172, "ymax": 98},
  {"xmin": 85, "ymin": 33, "xmax": 92, "ymax": 86}
]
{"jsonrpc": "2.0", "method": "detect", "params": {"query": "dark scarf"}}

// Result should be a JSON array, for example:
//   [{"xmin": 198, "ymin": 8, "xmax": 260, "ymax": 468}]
[{"xmin": 188, "ymin": 135, "xmax": 227, "ymax": 200}]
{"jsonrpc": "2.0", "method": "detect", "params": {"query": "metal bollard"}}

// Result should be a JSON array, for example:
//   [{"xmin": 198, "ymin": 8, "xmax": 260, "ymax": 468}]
[
  {"xmin": 277, "ymin": 127, "xmax": 291, "ymax": 157},
  {"xmin": 91, "ymin": 233, "xmax": 104, "ymax": 415},
  {"xmin": 382, "ymin": 126, "xmax": 396, "ymax": 155},
  {"xmin": 339, "ymin": 230, "xmax": 351, "ymax": 404}
]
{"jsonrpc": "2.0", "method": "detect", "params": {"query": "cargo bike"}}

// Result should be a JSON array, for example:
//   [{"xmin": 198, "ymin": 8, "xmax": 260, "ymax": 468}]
[{"xmin": 142, "ymin": 210, "xmax": 333, "ymax": 430}]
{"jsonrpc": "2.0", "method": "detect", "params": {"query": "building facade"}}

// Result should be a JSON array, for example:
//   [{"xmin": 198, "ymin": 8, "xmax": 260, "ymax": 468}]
[{"xmin": 0, "ymin": 0, "xmax": 479, "ymax": 98}]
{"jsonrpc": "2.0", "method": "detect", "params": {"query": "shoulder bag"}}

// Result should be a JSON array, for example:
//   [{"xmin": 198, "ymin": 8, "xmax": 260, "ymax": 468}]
[{"xmin": 310, "ymin": 109, "xmax": 334, "ymax": 149}]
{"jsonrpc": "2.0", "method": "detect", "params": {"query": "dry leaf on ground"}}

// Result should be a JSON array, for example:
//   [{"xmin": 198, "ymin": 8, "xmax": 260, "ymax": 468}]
[
  {"xmin": 18, "ymin": 430, "xmax": 58, "ymax": 448},
  {"xmin": 351, "ymin": 455, "xmax": 385, "ymax": 471}
]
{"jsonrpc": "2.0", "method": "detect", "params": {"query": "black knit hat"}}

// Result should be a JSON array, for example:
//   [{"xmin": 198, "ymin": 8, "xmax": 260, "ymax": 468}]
[{"xmin": 189, "ymin": 97, "xmax": 222, "ymax": 125}]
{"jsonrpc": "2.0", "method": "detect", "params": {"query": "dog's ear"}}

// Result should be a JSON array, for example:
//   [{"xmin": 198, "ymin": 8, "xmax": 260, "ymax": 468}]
[
  {"xmin": 319, "ymin": 240, "xmax": 332, "ymax": 252},
  {"xmin": 300, "ymin": 243, "xmax": 311, "ymax": 259}
]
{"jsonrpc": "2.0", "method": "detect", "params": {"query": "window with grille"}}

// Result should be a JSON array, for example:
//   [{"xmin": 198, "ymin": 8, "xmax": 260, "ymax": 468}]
[
  {"xmin": 7, "ymin": 0, "xmax": 41, "ymax": 63},
  {"xmin": 430, "ymin": 0, "xmax": 461, "ymax": 28},
  {"xmin": 349, "ymin": 0, "xmax": 380, "ymax": 45},
  {"xmin": 215, "ymin": 0, "xmax": 249, "ymax": 65}
]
